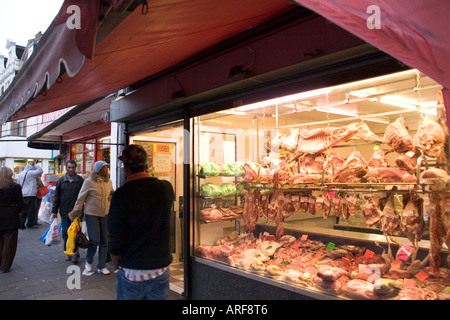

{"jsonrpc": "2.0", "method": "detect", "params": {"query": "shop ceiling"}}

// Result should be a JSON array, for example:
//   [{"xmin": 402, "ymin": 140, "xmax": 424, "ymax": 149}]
[
  {"xmin": 198, "ymin": 69, "xmax": 441, "ymax": 136},
  {"xmin": 0, "ymin": 0, "xmax": 449, "ymax": 128}
]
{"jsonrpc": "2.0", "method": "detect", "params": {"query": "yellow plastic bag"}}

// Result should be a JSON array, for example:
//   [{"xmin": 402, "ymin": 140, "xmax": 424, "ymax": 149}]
[{"xmin": 64, "ymin": 217, "xmax": 80, "ymax": 256}]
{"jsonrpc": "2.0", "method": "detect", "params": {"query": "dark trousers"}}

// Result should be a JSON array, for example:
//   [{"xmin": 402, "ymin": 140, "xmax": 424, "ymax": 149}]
[
  {"xmin": 35, "ymin": 197, "xmax": 42, "ymax": 224},
  {"xmin": 20, "ymin": 196, "xmax": 37, "ymax": 228},
  {"xmin": 0, "ymin": 229, "xmax": 18, "ymax": 272}
]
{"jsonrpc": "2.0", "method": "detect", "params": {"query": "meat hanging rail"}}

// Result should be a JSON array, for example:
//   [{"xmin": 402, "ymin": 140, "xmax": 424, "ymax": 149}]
[
  {"xmin": 249, "ymin": 183, "xmax": 450, "ymax": 195},
  {"xmin": 277, "ymin": 104, "xmax": 444, "ymax": 129}
]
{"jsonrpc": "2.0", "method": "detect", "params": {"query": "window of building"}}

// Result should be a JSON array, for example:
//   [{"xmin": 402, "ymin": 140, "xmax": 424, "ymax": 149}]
[
  {"xmin": 71, "ymin": 140, "xmax": 95, "ymax": 173},
  {"xmin": 17, "ymin": 120, "xmax": 25, "ymax": 136}
]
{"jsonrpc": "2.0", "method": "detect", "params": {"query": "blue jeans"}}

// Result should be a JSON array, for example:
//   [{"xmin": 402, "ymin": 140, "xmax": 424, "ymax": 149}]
[
  {"xmin": 116, "ymin": 268, "xmax": 170, "ymax": 300},
  {"xmin": 85, "ymin": 214, "xmax": 108, "ymax": 269}
]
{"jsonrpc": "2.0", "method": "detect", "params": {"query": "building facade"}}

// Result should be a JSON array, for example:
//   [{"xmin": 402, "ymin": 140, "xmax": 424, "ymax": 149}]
[{"xmin": 0, "ymin": 35, "xmax": 59, "ymax": 180}]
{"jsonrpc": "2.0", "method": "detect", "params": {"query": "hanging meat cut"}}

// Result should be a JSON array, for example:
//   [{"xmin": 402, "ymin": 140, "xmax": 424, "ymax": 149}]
[
  {"xmin": 243, "ymin": 162, "xmax": 271, "ymax": 183},
  {"xmin": 289, "ymin": 173, "xmax": 323, "ymax": 185},
  {"xmin": 324, "ymin": 153, "xmax": 346, "ymax": 175},
  {"xmin": 367, "ymin": 149, "xmax": 388, "ymax": 169},
  {"xmin": 427, "ymin": 193, "xmax": 445, "ymax": 272},
  {"xmin": 297, "ymin": 153, "xmax": 326, "ymax": 174},
  {"xmin": 384, "ymin": 117, "xmax": 414, "ymax": 153},
  {"xmin": 413, "ymin": 112, "xmax": 447, "ymax": 161},
  {"xmin": 333, "ymin": 151, "xmax": 367, "ymax": 183},
  {"xmin": 395, "ymin": 152, "xmax": 418, "ymax": 174},
  {"xmin": 243, "ymin": 162, "xmax": 259, "ymax": 182},
  {"xmin": 400, "ymin": 194, "xmax": 424, "ymax": 247},
  {"xmin": 364, "ymin": 167, "xmax": 416, "ymax": 184},
  {"xmin": 380, "ymin": 194, "xmax": 401, "ymax": 236},
  {"xmin": 242, "ymin": 190, "xmax": 259, "ymax": 234},
  {"xmin": 419, "ymin": 168, "xmax": 450, "ymax": 273},
  {"xmin": 346, "ymin": 122, "xmax": 384, "ymax": 142},
  {"xmin": 362, "ymin": 195, "xmax": 383, "ymax": 227},
  {"xmin": 419, "ymin": 168, "xmax": 449, "ymax": 190},
  {"xmin": 292, "ymin": 122, "xmax": 382, "ymax": 156}
]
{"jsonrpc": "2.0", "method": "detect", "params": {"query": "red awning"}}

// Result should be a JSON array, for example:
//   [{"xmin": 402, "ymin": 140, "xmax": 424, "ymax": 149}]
[
  {"xmin": 0, "ymin": 0, "xmax": 133, "ymax": 124},
  {"xmin": 291, "ymin": 0, "xmax": 450, "ymax": 120},
  {"xmin": 0, "ymin": 0, "xmax": 294, "ymax": 123}
]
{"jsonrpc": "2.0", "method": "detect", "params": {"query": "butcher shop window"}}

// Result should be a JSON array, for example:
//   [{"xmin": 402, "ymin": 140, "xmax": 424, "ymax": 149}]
[{"xmin": 193, "ymin": 69, "xmax": 449, "ymax": 300}]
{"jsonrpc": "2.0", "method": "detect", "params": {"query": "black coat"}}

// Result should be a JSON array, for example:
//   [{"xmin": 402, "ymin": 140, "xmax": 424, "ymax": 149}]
[
  {"xmin": 108, "ymin": 177, "xmax": 175, "ymax": 270},
  {"xmin": 0, "ymin": 183, "xmax": 25, "ymax": 231},
  {"xmin": 52, "ymin": 174, "xmax": 84, "ymax": 218}
]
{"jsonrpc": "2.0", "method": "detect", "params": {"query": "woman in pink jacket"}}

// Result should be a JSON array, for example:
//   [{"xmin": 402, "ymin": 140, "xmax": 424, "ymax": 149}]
[{"xmin": 69, "ymin": 161, "xmax": 114, "ymax": 275}]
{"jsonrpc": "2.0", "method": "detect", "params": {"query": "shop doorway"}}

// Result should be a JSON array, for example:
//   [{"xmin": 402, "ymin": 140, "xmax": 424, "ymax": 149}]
[{"xmin": 130, "ymin": 124, "xmax": 185, "ymax": 294}]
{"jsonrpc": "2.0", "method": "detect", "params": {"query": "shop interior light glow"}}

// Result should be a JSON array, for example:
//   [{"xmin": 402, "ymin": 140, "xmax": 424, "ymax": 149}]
[
  {"xmin": 235, "ymin": 88, "xmax": 332, "ymax": 112},
  {"xmin": 316, "ymin": 107, "xmax": 358, "ymax": 117}
]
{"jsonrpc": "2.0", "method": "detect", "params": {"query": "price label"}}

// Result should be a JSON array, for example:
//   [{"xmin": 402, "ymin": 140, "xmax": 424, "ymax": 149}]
[
  {"xmin": 326, "ymin": 242, "xmax": 335, "ymax": 250},
  {"xmin": 300, "ymin": 234, "xmax": 308, "ymax": 241},
  {"xmin": 342, "ymin": 257, "xmax": 351, "ymax": 266},
  {"xmin": 373, "ymin": 142, "xmax": 380, "ymax": 151},
  {"xmin": 402, "ymin": 209, "xmax": 414, "ymax": 217},
  {"xmin": 396, "ymin": 245, "xmax": 415, "ymax": 261},
  {"xmin": 348, "ymin": 196, "xmax": 358, "ymax": 205},
  {"xmin": 314, "ymin": 251, "xmax": 323, "ymax": 259},
  {"xmin": 364, "ymin": 249, "xmax": 375, "ymax": 258},
  {"xmin": 359, "ymin": 264, "xmax": 368, "ymax": 273},
  {"xmin": 391, "ymin": 260, "xmax": 402, "ymax": 270},
  {"xmin": 292, "ymin": 241, "xmax": 300, "ymax": 249},
  {"xmin": 415, "ymin": 271, "xmax": 429, "ymax": 282},
  {"xmin": 403, "ymin": 278, "xmax": 416, "ymax": 288}
]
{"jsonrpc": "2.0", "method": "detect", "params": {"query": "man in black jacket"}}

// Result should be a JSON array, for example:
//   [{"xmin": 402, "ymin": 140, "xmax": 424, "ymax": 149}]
[
  {"xmin": 108, "ymin": 144, "xmax": 174, "ymax": 300},
  {"xmin": 52, "ymin": 160, "xmax": 84, "ymax": 263}
]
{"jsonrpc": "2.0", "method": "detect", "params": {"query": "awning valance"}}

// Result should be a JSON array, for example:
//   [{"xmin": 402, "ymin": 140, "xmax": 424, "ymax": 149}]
[
  {"xmin": 0, "ymin": 0, "xmax": 134, "ymax": 124},
  {"xmin": 27, "ymin": 95, "xmax": 114, "ymax": 144},
  {"xmin": 0, "ymin": 0, "xmax": 294, "ymax": 124}
]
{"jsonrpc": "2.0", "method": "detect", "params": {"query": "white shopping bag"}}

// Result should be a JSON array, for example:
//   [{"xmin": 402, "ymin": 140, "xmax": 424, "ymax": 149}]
[{"xmin": 44, "ymin": 218, "xmax": 61, "ymax": 246}]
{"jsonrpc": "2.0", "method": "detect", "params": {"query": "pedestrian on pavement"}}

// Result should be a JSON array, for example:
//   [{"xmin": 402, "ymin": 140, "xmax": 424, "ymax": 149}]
[
  {"xmin": 17, "ymin": 161, "xmax": 43, "ymax": 229},
  {"xmin": 34, "ymin": 175, "xmax": 44, "ymax": 225},
  {"xmin": 108, "ymin": 145, "xmax": 174, "ymax": 300},
  {"xmin": 52, "ymin": 160, "xmax": 84, "ymax": 263},
  {"xmin": 69, "ymin": 160, "xmax": 114, "ymax": 275},
  {"xmin": 0, "ymin": 167, "xmax": 25, "ymax": 273}
]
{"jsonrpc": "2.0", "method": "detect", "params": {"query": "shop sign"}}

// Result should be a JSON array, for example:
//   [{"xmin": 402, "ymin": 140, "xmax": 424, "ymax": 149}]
[{"xmin": 152, "ymin": 143, "xmax": 173, "ymax": 173}]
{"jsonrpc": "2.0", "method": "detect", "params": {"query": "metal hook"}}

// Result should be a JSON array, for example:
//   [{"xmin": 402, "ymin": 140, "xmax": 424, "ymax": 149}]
[{"xmin": 141, "ymin": 0, "xmax": 149, "ymax": 15}]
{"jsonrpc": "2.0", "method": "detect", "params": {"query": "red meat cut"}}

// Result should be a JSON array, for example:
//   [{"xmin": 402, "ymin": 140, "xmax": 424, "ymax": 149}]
[
  {"xmin": 384, "ymin": 117, "xmax": 414, "ymax": 153},
  {"xmin": 364, "ymin": 167, "xmax": 416, "ymax": 184},
  {"xmin": 333, "ymin": 151, "xmax": 367, "ymax": 183}
]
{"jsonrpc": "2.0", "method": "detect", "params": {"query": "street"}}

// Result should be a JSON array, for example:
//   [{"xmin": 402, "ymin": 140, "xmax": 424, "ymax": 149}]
[{"xmin": 0, "ymin": 222, "xmax": 184, "ymax": 300}]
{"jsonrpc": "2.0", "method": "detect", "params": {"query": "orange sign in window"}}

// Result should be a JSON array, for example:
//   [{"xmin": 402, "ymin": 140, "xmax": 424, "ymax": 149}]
[{"xmin": 152, "ymin": 144, "xmax": 173, "ymax": 173}]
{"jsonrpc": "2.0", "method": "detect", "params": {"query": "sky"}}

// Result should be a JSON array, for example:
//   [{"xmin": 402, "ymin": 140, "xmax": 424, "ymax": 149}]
[{"xmin": 0, "ymin": 0, "xmax": 64, "ymax": 56}]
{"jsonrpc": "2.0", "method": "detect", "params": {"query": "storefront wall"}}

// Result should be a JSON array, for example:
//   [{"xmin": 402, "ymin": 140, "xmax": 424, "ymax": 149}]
[{"xmin": 112, "ymin": 11, "xmax": 426, "ymax": 300}]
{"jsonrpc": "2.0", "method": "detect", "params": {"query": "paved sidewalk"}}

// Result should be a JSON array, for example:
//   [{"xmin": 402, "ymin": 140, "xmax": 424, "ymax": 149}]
[{"xmin": 0, "ymin": 223, "xmax": 184, "ymax": 300}]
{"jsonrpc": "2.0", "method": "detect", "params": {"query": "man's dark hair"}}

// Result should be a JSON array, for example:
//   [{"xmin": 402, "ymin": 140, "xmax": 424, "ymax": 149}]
[{"xmin": 66, "ymin": 159, "xmax": 77, "ymax": 167}]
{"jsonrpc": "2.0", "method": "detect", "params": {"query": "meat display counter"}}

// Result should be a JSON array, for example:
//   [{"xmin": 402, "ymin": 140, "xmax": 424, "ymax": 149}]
[{"xmin": 190, "ymin": 70, "xmax": 450, "ymax": 300}]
